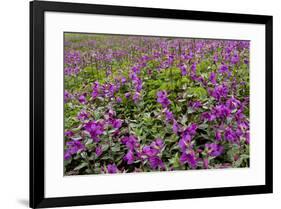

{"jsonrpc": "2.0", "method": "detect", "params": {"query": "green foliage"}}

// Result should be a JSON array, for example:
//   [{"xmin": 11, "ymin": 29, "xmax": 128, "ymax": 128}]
[{"xmin": 64, "ymin": 33, "xmax": 250, "ymax": 175}]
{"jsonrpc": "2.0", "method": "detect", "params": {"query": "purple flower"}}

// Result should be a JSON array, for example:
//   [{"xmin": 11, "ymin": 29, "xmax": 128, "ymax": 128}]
[
  {"xmin": 180, "ymin": 64, "xmax": 187, "ymax": 76},
  {"xmin": 148, "ymin": 156, "xmax": 164, "ymax": 169},
  {"xmin": 108, "ymin": 109, "xmax": 116, "ymax": 118},
  {"xmin": 212, "ymin": 104, "xmax": 231, "ymax": 119},
  {"xmin": 151, "ymin": 138, "xmax": 164, "ymax": 150},
  {"xmin": 125, "ymin": 92, "xmax": 131, "ymax": 98},
  {"xmin": 134, "ymin": 79, "xmax": 143, "ymax": 92},
  {"xmin": 124, "ymin": 150, "xmax": 135, "ymax": 164},
  {"xmin": 129, "ymin": 72, "xmax": 138, "ymax": 81},
  {"xmin": 186, "ymin": 123, "xmax": 198, "ymax": 136},
  {"xmin": 121, "ymin": 77, "xmax": 127, "ymax": 84},
  {"xmin": 179, "ymin": 151, "xmax": 197, "ymax": 169},
  {"xmin": 213, "ymin": 53, "xmax": 218, "ymax": 62},
  {"xmin": 164, "ymin": 108, "xmax": 174, "ymax": 122},
  {"xmin": 209, "ymin": 72, "xmax": 217, "ymax": 84},
  {"xmin": 77, "ymin": 110, "xmax": 89, "ymax": 121},
  {"xmin": 157, "ymin": 90, "xmax": 171, "ymax": 108},
  {"xmin": 107, "ymin": 164, "xmax": 118, "ymax": 173},
  {"xmin": 108, "ymin": 83, "xmax": 117, "ymax": 97},
  {"xmin": 84, "ymin": 121, "xmax": 104, "ymax": 142},
  {"xmin": 142, "ymin": 145, "xmax": 159, "ymax": 157},
  {"xmin": 64, "ymin": 90, "xmax": 71, "ymax": 102},
  {"xmin": 92, "ymin": 81, "xmax": 99, "ymax": 99},
  {"xmin": 141, "ymin": 55, "xmax": 150, "ymax": 62},
  {"xmin": 100, "ymin": 83, "xmax": 116, "ymax": 98},
  {"xmin": 215, "ymin": 130, "xmax": 222, "ymax": 141},
  {"xmin": 226, "ymin": 97, "xmax": 241, "ymax": 110},
  {"xmin": 110, "ymin": 119, "xmax": 122, "ymax": 129},
  {"xmin": 66, "ymin": 140, "xmax": 85, "ymax": 152},
  {"xmin": 235, "ymin": 109, "xmax": 246, "ymax": 122},
  {"xmin": 133, "ymin": 92, "xmax": 141, "ymax": 103},
  {"xmin": 64, "ymin": 140, "xmax": 85, "ymax": 160},
  {"xmin": 64, "ymin": 67, "xmax": 73, "ymax": 76},
  {"xmin": 201, "ymin": 112, "xmax": 216, "ymax": 121},
  {"xmin": 167, "ymin": 55, "xmax": 174, "ymax": 65},
  {"xmin": 231, "ymin": 53, "xmax": 239, "ymax": 64},
  {"xmin": 172, "ymin": 120, "xmax": 179, "ymax": 134},
  {"xmin": 190, "ymin": 101, "xmax": 202, "ymax": 109},
  {"xmin": 130, "ymin": 72, "xmax": 143, "ymax": 92},
  {"xmin": 131, "ymin": 66, "xmax": 140, "ymax": 74},
  {"xmin": 205, "ymin": 143, "xmax": 223, "ymax": 157},
  {"xmin": 211, "ymin": 84, "xmax": 229, "ymax": 100},
  {"xmin": 95, "ymin": 146, "xmax": 103, "ymax": 157},
  {"xmin": 224, "ymin": 127, "xmax": 237, "ymax": 142},
  {"xmin": 236, "ymin": 126, "xmax": 244, "ymax": 138},
  {"xmin": 218, "ymin": 64, "xmax": 229, "ymax": 74},
  {"xmin": 116, "ymin": 97, "xmax": 122, "ymax": 103},
  {"xmin": 65, "ymin": 130, "xmax": 74, "ymax": 137},
  {"xmin": 78, "ymin": 95, "xmax": 86, "ymax": 104},
  {"xmin": 191, "ymin": 63, "xmax": 197, "ymax": 73},
  {"xmin": 141, "ymin": 138, "xmax": 164, "ymax": 167},
  {"xmin": 179, "ymin": 133, "xmax": 192, "ymax": 152},
  {"xmin": 64, "ymin": 51, "xmax": 81, "ymax": 76},
  {"xmin": 65, "ymin": 50, "xmax": 81, "ymax": 65},
  {"xmin": 121, "ymin": 135, "xmax": 139, "ymax": 150},
  {"xmin": 178, "ymin": 124, "xmax": 197, "ymax": 153},
  {"xmin": 64, "ymin": 152, "xmax": 72, "ymax": 160}
]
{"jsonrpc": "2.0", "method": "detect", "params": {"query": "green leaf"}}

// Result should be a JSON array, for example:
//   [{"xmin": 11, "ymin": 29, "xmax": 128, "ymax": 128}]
[
  {"xmin": 188, "ymin": 87, "xmax": 208, "ymax": 99},
  {"xmin": 101, "ymin": 143, "xmax": 110, "ymax": 152},
  {"xmin": 111, "ymin": 144, "xmax": 121, "ymax": 152},
  {"xmin": 74, "ymin": 162, "xmax": 88, "ymax": 171},
  {"xmin": 178, "ymin": 99, "xmax": 186, "ymax": 103},
  {"xmin": 180, "ymin": 114, "xmax": 188, "ymax": 124},
  {"xmin": 198, "ymin": 123, "xmax": 208, "ymax": 130},
  {"xmin": 169, "ymin": 153, "xmax": 180, "ymax": 168}
]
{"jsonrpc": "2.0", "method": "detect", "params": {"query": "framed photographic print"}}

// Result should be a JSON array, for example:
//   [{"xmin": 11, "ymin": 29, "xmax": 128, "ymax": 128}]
[{"xmin": 30, "ymin": 0, "xmax": 273, "ymax": 208}]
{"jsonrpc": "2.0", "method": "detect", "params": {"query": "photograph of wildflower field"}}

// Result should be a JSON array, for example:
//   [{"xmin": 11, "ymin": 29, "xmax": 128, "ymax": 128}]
[{"xmin": 64, "ymin": 33, "xmax": 250, "ymax": 175}]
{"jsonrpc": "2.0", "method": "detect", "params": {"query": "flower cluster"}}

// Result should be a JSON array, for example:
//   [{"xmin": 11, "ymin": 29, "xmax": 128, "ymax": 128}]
[
  {"xmin": 157, "ymin": 90, "xmax": 171, "ymax": 108},
  {"xmin": 142, "ymin": 139, "xmax": 165, "ymax": 169},
  {"xmin": 121, "ymin": 135, "xmax": 140, "ymax": 165},
  {"xmin": 64, "ymin": 33, "xmax": 250, "ymax": 175}
]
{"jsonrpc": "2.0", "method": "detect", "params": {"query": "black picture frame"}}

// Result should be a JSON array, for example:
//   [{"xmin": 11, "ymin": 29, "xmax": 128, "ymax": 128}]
[{"xmin": 30, "ymin": 1, "xmax": 273, "ymax": 208}]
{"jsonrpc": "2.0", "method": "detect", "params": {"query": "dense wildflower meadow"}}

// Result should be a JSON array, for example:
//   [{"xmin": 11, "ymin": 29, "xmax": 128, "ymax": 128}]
[{"xmin": 64, "ymin": 33, "xmax": 250, "ymax": 175}]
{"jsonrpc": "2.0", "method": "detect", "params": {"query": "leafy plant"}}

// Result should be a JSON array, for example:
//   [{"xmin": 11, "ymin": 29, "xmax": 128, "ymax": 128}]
[{"xmin": 64, "ymin": 33, "xmax": 250, "ymax": 175}]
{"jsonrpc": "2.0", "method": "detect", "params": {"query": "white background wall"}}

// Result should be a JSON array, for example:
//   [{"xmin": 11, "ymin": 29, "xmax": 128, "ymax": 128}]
[{"xmin": 0, "ymin": 0, "xmax": 280, "ymax": 208}]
